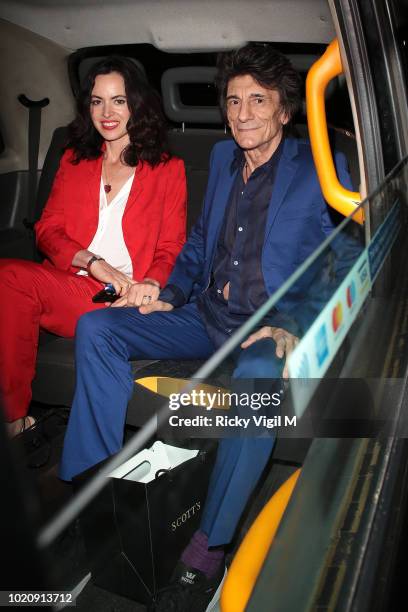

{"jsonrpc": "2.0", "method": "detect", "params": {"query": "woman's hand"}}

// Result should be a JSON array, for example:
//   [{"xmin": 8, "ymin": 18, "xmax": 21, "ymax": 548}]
[
  {"xmin": 111, "ymin": 278, "xmax": 161, "ymax": 308},
  {"xmin": 88, "ymin": 259, "xmax": 134, "ymax": 296}
]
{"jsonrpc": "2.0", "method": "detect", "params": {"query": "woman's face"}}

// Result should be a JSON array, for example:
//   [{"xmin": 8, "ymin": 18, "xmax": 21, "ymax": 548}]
[{"xmin": 90, "ymin": 72, "xmax": 131, "ymax": 145}]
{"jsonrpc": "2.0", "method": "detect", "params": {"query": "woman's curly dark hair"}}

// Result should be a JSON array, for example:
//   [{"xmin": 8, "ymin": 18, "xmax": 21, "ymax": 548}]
[
  {"xmin": 67, "ymin": 56, "xmax": 171, "ymax": 166},
  {"xmin": 216, "ymin": 43, "xmax": 302, "ymax": 124}
]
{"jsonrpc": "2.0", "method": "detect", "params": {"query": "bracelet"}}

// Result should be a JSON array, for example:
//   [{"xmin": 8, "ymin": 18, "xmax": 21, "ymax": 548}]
[{"xmin": 86, "ymin": 255, "xmax": 104, "ymax": 275}]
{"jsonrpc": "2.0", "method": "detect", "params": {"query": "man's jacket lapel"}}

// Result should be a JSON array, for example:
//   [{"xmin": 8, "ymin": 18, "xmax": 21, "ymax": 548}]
[
  {"xmin": 205, "ymin": 159, "xmax": 238, "ymax": 263},
  {"xmin": 264, "ymin": 137, "xmax": 299, "ymax": 240}
]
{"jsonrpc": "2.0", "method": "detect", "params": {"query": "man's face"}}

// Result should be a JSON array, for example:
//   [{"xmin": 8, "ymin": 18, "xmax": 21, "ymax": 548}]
[{"xmin": 226, "ymin": 74, "xmax": 289, "ymax": 154}]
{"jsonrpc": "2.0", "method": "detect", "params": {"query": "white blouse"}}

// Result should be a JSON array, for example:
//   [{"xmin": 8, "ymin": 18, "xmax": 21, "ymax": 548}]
[{"xmin": 80, "ymin": 172, "xmax": 135, "ymax": 278}]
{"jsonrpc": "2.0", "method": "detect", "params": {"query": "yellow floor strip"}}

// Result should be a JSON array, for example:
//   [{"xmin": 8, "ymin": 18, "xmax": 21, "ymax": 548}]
[
  {"xmin": 221, "ymin": 469, "xmax": 301, "ymax": 612},
  {"xmin": 135, "ymin": 376, "xmax": 230, "ymax": 409}
]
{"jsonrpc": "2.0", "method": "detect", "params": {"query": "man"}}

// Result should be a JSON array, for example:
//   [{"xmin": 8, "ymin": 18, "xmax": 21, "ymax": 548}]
[{"xmin": 60, "ymin": 44, "xmax": 353, "ymax": 610}]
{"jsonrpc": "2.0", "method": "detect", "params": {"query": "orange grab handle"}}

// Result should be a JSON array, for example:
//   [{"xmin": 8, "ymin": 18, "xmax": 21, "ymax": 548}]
[
  {"xmin": 306, "ymin": 38, "xmax": 364, "ymax": 224},
  {"xmin": 220, "ymin": 469, "xmax": 301, "ymax": 612}
]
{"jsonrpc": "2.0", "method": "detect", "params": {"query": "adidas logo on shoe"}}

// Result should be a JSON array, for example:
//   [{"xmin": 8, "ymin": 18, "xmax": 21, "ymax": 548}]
[
  {"xmin": 149, "ymin": 561, "xmax": 227, "ymax": 611},
  {"xmin": 181, "ymin": 571, "xmax": 197, "ymax": 585}
]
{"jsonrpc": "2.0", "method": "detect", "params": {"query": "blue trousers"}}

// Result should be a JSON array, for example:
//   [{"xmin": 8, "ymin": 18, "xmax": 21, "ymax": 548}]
[{"xmin": 59, "ymin": 303, "xmax": 283, "ymax": 546}]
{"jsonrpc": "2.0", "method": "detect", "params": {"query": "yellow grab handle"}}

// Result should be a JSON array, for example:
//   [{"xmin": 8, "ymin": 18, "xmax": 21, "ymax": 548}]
[
  {"xmin": 220, "ymin": 469, "xmax": 301, "ymax": 612},
  {"xmin": 306, "ymin": 39, "xmax": 364, "ymax": 224}
]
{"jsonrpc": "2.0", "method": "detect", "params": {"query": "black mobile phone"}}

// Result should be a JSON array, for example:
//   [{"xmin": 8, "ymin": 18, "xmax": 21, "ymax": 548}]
[{"xmin": 92, "ymin": 285, "xmax": 119, "ymax": 303}]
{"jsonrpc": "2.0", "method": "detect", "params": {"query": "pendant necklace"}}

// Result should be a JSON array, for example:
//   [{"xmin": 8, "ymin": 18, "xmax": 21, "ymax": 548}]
[{"xmin": 103, "ymin": 158, "xmax": 112, "ymax": 194}]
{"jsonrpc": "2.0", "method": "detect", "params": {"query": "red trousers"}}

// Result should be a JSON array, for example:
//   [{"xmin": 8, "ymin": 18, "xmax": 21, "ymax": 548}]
[{"xmin": 0, "ymin": 259, "xmax": 105, "ymax": 421}]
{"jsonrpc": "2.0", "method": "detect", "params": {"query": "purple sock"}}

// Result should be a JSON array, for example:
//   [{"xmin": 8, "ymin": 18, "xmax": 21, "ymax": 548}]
[{"xmin": 181, "ymin": 530, "xmax": 224, "ymax": 579}]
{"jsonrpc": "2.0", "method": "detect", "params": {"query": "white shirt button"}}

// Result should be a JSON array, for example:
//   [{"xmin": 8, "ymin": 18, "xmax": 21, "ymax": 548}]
[
  {"xmin": 238, "ymin": 226, "xmax": 243, "ymax": 232},
  {"xmin": 233, "ymin": 260, "xmax": 239, "ymax": 266}
]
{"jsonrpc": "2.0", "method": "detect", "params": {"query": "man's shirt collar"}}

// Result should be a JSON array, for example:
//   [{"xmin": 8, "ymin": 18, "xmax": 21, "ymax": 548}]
[{"xmin": 230, "ymin": 137, "xmax": 285, "ymax": 176}]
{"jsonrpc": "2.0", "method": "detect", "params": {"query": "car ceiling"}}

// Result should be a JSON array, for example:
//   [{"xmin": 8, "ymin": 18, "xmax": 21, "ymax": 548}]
[{"xmin": 0, "ymin": 0, "xmax": 335, "ymax": 51}]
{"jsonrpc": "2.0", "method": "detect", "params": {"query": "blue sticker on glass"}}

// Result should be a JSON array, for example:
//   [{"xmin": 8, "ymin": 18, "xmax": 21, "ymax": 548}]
[{"xmin": 315, "ymin": 324, "xmax": 329, "ymax": 367}]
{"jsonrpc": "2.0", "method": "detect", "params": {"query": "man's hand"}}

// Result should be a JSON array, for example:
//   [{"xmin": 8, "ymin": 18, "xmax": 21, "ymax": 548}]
[
  {"xmin": 111, "ymin": 280, "xmax": 160, "ymax": 308},
  {"xmin": 241, "ymin": 326, "xmax": 299, "ymax": 379},
  {"xmin": 138, "ymin": 300, "xmax": 174, "ymax": 315}
]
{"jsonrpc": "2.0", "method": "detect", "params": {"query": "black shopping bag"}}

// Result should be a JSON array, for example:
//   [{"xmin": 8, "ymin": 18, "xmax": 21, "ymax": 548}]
[{"xmin": 74, "ymin": 442, "xmax": 216, "ymax": 604}]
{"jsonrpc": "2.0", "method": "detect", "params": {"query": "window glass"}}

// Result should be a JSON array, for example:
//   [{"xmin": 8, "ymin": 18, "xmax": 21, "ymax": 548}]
[
  {"xmin": 389, "ymin": 0, "xmax": 408, "ymax": 89},
  {"xmin": 69, "ymin": 43, "xmax": 354, "ymax": 133},
  {"xmin": 6, "ymin": 157, "xmax": 408, "ymax": 607},
  {"xmin": 179, "ymin": 83, "xmax": 218, "ymax": 107},
  {"xmin": 357, "ymin": 0, "xmax": 405, "ymax": 172}
]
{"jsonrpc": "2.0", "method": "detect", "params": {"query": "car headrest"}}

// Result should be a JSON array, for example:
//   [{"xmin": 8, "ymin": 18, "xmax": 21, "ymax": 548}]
[{"xmin": 161, "ymin": 67, "xmax": 223, "ymax": 125}]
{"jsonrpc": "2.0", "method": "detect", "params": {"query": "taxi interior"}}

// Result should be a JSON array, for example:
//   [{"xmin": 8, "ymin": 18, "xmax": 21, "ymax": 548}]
[{"xmin": 1, "ymin": 1, "xmax": 408, "ymax": 611}]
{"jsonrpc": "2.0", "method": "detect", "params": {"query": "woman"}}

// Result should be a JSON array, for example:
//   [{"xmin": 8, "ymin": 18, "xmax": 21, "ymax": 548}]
[{"xmin": 0, "ymin": 56, "xmax": 187, "ymax": 436}]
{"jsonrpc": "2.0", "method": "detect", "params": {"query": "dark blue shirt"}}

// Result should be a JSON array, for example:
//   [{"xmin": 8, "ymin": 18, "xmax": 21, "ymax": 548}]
[
  {"xmin": 160, "ymin": 140, "xmax": 284, "ymax": 348},
  {"xmin": 197, "ymin": 141, "xmax": 283, "ymax": 346}
]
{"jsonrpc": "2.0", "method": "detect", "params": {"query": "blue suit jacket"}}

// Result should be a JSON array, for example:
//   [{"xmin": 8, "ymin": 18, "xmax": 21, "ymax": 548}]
[{"xmin": 166, "ymin": 137, "xmax": 354, "ymax": 317}]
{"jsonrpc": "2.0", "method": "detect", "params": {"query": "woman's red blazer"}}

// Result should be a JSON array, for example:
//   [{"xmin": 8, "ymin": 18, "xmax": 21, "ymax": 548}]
[{"xmin": 35, "ymin": 150, "xmax": 187, "ymax": 287}]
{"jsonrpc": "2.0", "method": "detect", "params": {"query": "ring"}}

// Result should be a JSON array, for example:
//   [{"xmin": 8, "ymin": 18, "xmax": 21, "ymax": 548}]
[{"xmin": 143, "ymin": 295, "xmax": 152, "ymax": 303}]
